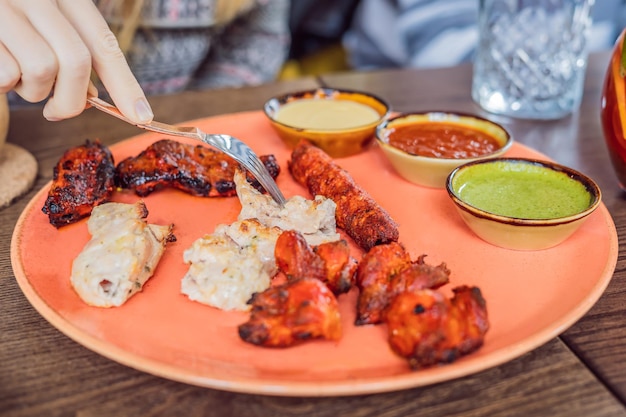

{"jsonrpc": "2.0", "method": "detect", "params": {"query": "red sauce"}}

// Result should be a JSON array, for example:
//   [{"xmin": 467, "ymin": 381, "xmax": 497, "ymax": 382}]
[{"xmin": 386, "ymin": 122, "xmax": 501, "ymax": 159}]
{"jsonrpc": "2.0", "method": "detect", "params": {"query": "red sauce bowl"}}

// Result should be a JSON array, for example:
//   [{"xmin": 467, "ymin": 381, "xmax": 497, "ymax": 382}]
[{"xmin": 375, "ymin": 112, "xmax": 513, "ymax": 188}]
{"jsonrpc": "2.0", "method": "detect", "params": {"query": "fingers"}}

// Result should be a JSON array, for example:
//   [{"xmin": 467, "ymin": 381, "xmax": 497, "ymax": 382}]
[
  {"xmin": 0, "ymin": 43, "xmax": 20, "ymax": 94},
  {"xmin": 0, "ymin": 2, "xmax": 58, "ymax": 102},
  {"xmin": 18, "ymin": 0, "xmax": 93, "ymax": 120},
  {"xmin": 58, "ymin": 0, "xmax": 154, "ymax": 124},
  {"xmin": 0, "ymin": 0, "xmax": 153, "ymax": 123}
]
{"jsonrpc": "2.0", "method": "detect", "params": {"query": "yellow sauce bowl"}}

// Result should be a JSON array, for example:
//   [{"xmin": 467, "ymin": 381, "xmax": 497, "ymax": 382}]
[{"xmin": 264, "ymin": 88, "xmax": 390, "ymax": 158}]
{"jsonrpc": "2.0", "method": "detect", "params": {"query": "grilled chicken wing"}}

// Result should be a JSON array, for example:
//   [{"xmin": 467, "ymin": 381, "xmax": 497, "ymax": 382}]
[
  {"xmin": 274, "ymin": 230, "xmax": 356, "ymax": 295},
  {"xmin": 288, "ymin": 140, "xmax": 399, "ymax": 251},
  {"xmin": 115, "ymin": 139, "xmax": 280, "ymax": 197},
  {"xmin": 385, "ymin": 286, "xmax": 489, "ymax": 370},
  {"xmin": 355, "ymin": 242, "xmax": 450, "ymax": 325},
  {"xmin": 42, "ymin": 140, "xmax": 115, "ymax": 228},
  {"xmin": 238, "ymin": 278, "xmax": 342, "ymax": 347}
]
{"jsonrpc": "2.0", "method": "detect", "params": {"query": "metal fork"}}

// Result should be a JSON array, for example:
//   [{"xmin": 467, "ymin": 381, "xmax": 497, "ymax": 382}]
[{"xmin": 86, "ymin": 97, "xmax": 286, "ymax": 206}]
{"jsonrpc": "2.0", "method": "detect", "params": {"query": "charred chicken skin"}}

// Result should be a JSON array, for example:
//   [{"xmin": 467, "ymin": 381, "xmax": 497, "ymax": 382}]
[
  {"xmin": 238, "ymin": 277, "xmax": 342, "ymax": 347},
  {"xmin": 288, "ymin": 140, "xmax": 399, "ymax": 251},
  {"xmin": 115, "ymin": 139, "xmax": 280, "ymax": 197},
  {"xmin": 355, "ymin": 242, "xmax": 450, "ymax": 325},
  {"xmin": 385, "ymin": 286, "xmax": 489, "ymax": 370},
  {"xmin": 313, "ymin": 238, "xmax": 357, "ymax": 295},
  {"xmin": 274, "ymin": 230, "xmax": 357, "ymax": 295},
  {"xmin": 355, "ymin": 242, "xmax": 411, "ymax": 325},
  {"xmin": 42, "ymin": 140, "xmax": 115, "ymax": 228}
]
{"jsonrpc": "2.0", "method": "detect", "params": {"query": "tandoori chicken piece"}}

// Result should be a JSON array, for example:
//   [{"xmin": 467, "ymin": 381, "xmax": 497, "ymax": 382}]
[
  {"xmin": 313, "ymin": 238, "xmax": 357, "ymax": 295},
  {"xmin": 238, "ymin": 278, "xmax": 342, "ymax": 347},
  {"xmin": 288, "ymin": 140, "xmax": 399, "ymax": 251},
  {"xmin": 385, "ymin": 286, "xmax": 489, "ymax": 370},
  {"xmin": 275, "ymin": 230, "xmax": 325, "ymax": 279},
  {"xmin": 274, "ymin": 230, "xmax": 357, "ymax": 295},
  {"xmin": 42, "ymin": 140, "xmax": 115, "ymax": 228},
  {"xmin": 392, "ymin": 254, "xmax": 451, "ymax": 294},
  {"xmin": 115, "ymin": 139, "xmax": 280, "ymax": 197},
  {"xmin": 355, "ymin": 242, "xmax": 450, "ymax": 325},
  {"xmin": 355, "ymin": 242, "xmax": 411, "ymax": 325}
]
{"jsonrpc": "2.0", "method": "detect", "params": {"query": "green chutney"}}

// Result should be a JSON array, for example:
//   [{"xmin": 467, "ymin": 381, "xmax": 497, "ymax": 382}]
[{"xmin": 453, "ymin": 161, "xmax": 593, "ymax": 219}]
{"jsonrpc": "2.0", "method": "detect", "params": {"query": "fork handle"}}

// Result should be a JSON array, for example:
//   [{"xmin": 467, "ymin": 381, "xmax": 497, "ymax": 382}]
[
  {"xmin": 86, "ymin": 97, "xmax": 134, "ymax": 124},
  {"xmin": 87, "ymin": 97, "xmax": 201, "ymax": 140}
]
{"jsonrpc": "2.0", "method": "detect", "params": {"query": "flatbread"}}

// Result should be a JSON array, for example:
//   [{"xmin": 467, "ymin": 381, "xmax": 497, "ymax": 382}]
[{"xmin": 0, "ymin": 143, "xmax": 38, "ymax": 209}]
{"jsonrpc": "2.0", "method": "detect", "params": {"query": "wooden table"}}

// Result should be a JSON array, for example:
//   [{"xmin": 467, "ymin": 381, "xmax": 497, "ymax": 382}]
[{"xmin": 2, "ymin": 51, "xmax": 625, "ymax": 417}]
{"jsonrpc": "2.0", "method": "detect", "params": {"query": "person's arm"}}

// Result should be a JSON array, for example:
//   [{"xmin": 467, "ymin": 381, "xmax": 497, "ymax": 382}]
[
  {"xmin": 0, "ymin": 0, "xmax": 153, "ymax": 123},
  {"xmin": 190, "ymin": 0, "xmax": 291, "ymax": 89}
]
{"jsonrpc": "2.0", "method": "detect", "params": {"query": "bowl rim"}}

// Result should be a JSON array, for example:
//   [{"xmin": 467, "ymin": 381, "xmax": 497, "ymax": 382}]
[
  {"xmin": 262, "ymin": 87, "xmax": 391, "ymax": 132},
  {"xmin": 445, "ymin": 157, "xmax": 602, "ymax": 226},
  {"xmin": 375, "ymin": 111, "xmax": 514, "ymax": 162}
]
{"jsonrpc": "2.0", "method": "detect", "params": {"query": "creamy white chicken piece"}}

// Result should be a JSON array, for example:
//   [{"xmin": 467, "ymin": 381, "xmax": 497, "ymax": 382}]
[
  {"xmin": 70, "ymin": 201, "xmax": 173, "ymax": 308},
  {"xmin": 180, "ymin": 170, "xmax": 340, "ymax": 311},
  {"xmin": 181, "ymin": 219, "xmax": 281, "ymax": 311},
  {"xmin": 235, "ymin": 170, "xmax": 339, "ymax": 246}
]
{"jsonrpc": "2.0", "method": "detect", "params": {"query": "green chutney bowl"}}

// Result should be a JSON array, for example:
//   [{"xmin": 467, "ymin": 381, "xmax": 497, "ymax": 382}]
[{"xmin": 446, "ymin": 158, "xmax": 602, "ymax": 251}]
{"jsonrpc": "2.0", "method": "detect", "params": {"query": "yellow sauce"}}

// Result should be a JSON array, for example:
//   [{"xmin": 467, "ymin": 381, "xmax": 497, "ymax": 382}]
[{"xmin": 274, "ymin": 99, "xmax": 380, "ymax": 130}]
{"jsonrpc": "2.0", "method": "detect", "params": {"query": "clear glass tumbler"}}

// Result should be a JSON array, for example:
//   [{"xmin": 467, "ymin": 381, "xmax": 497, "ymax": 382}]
[{"xmin": 472, "ymin": 0, "xmax": 595, "ymax": 120}]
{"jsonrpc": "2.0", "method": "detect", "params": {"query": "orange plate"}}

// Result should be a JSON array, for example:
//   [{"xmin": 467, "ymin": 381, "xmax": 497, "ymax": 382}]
[{"xmin": 10, "ymin": 111, "xmax": 618, "ymax": 396}]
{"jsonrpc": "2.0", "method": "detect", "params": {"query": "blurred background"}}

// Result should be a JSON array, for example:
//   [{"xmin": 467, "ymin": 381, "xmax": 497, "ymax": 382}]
[{"xmin": 282, "ymin": 0, "xmax": 626, "ymax": 79}]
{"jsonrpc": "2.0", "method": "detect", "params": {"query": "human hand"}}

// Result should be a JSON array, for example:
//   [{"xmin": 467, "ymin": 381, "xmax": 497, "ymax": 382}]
[{"xmin": 0, "ymin": 0, "xmax": 153, "ymax": 124}]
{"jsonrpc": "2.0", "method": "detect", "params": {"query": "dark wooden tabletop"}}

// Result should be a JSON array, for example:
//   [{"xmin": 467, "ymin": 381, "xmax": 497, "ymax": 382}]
[{"xmin": 3, "ymin": 51, "xmax": 626, "ymax": 417}]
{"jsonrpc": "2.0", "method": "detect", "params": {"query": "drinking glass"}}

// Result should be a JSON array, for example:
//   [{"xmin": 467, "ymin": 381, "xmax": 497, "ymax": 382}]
[{"xmin": 472, "ymin": 0, "xmax": 595, "ymax": 120}]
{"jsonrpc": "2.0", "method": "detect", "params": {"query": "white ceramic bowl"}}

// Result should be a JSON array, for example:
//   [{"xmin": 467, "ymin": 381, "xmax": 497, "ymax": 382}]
[
  {"xmin": 446, "ymin": 158, "xmax": 602, "ymax": 251},
  {"xmin": 376, "ymin": 112, "xmax": 513, "ymax": 188}
]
